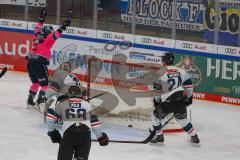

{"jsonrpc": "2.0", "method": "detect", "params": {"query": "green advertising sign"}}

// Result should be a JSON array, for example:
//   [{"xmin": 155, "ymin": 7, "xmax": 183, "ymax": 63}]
[{"xmin": 174, "ymin": 54, "xmax": 240, "ymax": 98}]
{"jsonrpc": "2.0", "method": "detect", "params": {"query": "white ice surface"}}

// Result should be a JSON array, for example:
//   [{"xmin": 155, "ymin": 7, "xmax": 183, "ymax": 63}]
[{"xmin": 0, "ymin": 71, "xmax": 240, "ymax": 160}]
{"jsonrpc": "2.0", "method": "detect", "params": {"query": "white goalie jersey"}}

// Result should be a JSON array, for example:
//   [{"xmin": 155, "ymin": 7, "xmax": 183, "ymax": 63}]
[{"xmin": 45, "ymin": 69, "xmax": 81, "ymax": 100}]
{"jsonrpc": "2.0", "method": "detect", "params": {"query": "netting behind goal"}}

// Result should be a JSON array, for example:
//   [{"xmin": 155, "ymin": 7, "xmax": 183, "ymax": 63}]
[{"xmin": 87, "ymin": 56, "xmax": 183, "ymax": 133}]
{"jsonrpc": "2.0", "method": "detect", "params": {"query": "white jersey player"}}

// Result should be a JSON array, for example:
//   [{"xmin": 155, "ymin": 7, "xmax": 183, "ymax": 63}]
[
  {"xmin": 38, "ymin": 62, "xmax": 81, "ymax": 113},
  {"xmin": 150, "ymin": 52, "xmax": 200, "ymax": 146},
  {"xmin": 46, "ymin": 61, "xmax": 81, "ymax": 100},
  {"xmin": 45, "ymin": 85, "xmax": 109, "ymax": 160}
]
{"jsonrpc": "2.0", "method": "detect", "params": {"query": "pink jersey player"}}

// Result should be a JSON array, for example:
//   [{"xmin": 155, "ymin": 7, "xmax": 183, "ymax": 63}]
[{"xmin": 26, "ymin": 8, "xmax": 71, "ymax": 110}]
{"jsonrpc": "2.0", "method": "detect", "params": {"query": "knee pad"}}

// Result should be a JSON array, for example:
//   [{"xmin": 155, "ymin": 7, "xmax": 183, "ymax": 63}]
[{"xmin": 175, "ymin": 113, "xmax": 187, "ymax": 120}]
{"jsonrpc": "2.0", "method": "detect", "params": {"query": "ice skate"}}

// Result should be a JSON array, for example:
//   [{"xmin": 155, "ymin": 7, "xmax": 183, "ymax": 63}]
[
  {"xmin": 36, "ymin": 95, "xmax": 46, "ymax": 105},
  {"xmin": 26, "ymin": 94, "xmax": 35, "ymax": 109},
  {"xmin": 190, "ymin": 134, "xmax": 200, "ymax": 147},
  {"xmin": 150, "ymin": 134, "xmax": 164, "ymax": 146},
  {"xmin": 35, "ymin": 95, "xmax": 46, "ymax": 113}
]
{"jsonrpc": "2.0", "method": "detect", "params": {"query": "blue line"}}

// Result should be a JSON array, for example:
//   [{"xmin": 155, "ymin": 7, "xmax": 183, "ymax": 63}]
[
  {"xmin": 1, "ymin": 27, "xmax": 240, "ymax": 61},
  {"xmin": 0, "ymin": 27, "xmax": 33, "ymax": 34}
]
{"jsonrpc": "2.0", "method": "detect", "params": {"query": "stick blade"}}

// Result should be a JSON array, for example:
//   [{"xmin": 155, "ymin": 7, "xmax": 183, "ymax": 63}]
[
  {"xmin": 0, "ymin": 67, "xmax": 7, "ymax": 78},
  {"xmin": 142, "ymin": 128, "xmax": 156, "ymax": 144}
]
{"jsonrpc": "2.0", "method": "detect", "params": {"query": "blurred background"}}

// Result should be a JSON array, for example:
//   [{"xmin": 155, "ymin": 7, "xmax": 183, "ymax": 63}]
[{"xmin": 1, "ymin": 0, "xmax": 240, "ymax": 47}]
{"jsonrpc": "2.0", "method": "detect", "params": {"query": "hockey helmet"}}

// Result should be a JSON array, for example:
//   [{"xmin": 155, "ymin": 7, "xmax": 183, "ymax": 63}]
[
  {"xmin": 41, "ymin": 25, "xmax": 54, "ymax": 35},
  {"xmin": 60, "ymin": 62, "xmax": 71, "ymax": 73},
  {"xmin": 162, "ymin": 52, "xmax": 174, "ymax": 65},
  {"xmin": 68, "ymin": 85, "xmax": 86, "ymax": 98}
]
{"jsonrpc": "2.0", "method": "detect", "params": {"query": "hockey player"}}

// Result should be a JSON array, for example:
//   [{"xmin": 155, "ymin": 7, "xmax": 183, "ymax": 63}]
[
  {"xmin": 150, "ymin": 52, "xmax": 200, "ymax": 146},
  {"xmin": 45, "ymin": 85, "xmax": 109, "ymax": 160},
  {"xmin": 40, "ymin": 62, "xmax": 81, "ymax": 113},
  {"xmin": 46, "ymin": 61, "xmax": 81, "ymax": 100},
  {"xmin": 26, "ymin": 8, "xmax": 71, "ymax": 108}
]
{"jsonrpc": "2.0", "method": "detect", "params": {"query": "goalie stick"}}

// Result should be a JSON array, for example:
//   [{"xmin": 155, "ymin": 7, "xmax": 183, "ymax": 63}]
[
  {"xmin": 0, "ymin": 67, "xmax": 7, "ymax": 78},
  {"xmin": 92, "ymin": 113, "xmax": 176, "ymax": 144},
  {"xmin": 86, "ymin": 91, "xmax": 109, "ymax": 101}
]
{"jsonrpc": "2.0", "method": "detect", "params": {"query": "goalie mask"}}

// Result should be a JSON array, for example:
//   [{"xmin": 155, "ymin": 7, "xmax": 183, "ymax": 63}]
[
  {"xmin": 162, "ymin": 52, "xmax": 174, "ymax": 65},
  {"xmin": 60, "ymin": 62, "xmax": 71, "ymax": 73},
  {"xmin": 68, "ymin": 85, "xmax": 86, "ymax": 98}
]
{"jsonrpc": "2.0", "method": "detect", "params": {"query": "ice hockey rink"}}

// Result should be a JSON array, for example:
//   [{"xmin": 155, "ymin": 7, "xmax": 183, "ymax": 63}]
[{"xmin": 0, "ymin": 71, "xmax": 240, "ymax": 160}]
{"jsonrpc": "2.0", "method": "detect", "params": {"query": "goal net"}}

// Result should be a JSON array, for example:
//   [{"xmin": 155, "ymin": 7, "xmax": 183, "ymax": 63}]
[{"xmin": 86, "ymin": 55, "xmax": 183, "ymax": 133}]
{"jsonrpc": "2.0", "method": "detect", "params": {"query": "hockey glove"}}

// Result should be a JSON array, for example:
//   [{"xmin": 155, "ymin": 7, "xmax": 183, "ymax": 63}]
[
  {"xmin": 98, "ymin": 132, "xmax": 109, "ymax": 146},
  {"xmin": 38, "ymin": 8, "xmax": 47, "ymax": 23},
  {"xmin": 185, "ymin": 96, "xmax": 193, "ymax": 106},
  {"xmin": 47, "ymin": 130, "xmax": 62, "ymax": 143},
  {"xmin": 60, "ymin": 20, "xmax": 71, "ymax": 31}
]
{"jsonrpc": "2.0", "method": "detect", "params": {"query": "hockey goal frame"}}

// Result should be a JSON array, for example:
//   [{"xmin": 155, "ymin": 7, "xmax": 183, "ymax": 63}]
[{"xmin": 87, "ymin": 56, "xmax": 183, "ymax": 133}]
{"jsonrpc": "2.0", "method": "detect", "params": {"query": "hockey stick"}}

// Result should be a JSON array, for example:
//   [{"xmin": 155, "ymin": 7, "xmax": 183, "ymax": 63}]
[
  {"xmin": 67, "ymin": 0, "xmax": 75, "ymax": 21},
  {"xmin": 56, "ymin": 0, "xmax": 76, "ymax": 65},
  {"xmin": 55, "ymin": 91, "xmax": 109, "ymax": 102},
  {"xmin": 92, "ymin": 113, "xmax": 177, "ymax": 144},
  {"xmin": 86, "ymin": 91, "xmax": 109, "ymax": 101},
  {"xmin": 92, "ymin": 128, "xmax": 156, "ymax": 144},
  {"xmin": 0, "ymin": 67, "xmax": 7, "ymax": 78}
]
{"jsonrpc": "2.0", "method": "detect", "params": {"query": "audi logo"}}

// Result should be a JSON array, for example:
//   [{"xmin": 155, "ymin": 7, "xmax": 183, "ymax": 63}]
[
  {"xmin": 104, "ymin": 41, "xmax": 132, "ymax": 51},
  {"xmin": 225, "ymin": 48, "xmax": 237, "ymax": 54},
  {"xmin": 141, "ymin": 38, "xmax": 152, "ymax": 44},
  {"xmin": 102, "ymin": 33, "xmax": 113, "ymax": 39},
  {"xmin": 0, "ymin": 21, "xmax": 10, "ymax": 26},
  {"xmin": 66, "ymin": 28, "xmax": 75, "ymax": 34},
  {"xmin": 181, "ymin": 43, "xmax": 193, "ymax": 49}
]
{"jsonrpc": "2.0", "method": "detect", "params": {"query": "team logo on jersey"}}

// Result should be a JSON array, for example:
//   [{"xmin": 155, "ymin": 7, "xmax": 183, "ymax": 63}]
[{"xmin": 175, "ymin": 55, "xmax": 202, "ymax": 86}]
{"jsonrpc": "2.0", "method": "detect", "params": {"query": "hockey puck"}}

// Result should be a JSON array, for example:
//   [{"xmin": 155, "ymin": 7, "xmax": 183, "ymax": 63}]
[{"xmin": 128, "ymin": 125, "xmax": 133, "ymax": 128}]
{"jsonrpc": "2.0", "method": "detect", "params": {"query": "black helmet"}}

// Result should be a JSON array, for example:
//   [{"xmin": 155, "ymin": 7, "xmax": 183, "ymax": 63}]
[
  {"xmin": 162, "ymin": 52, "xmax": 174, "ymax": 65},
  {"xmin": 42, "ymin": 25, "xmax": 54, "ymax": 35},
  {"xmin": 68, "ymin": 85, "xmax": 86, "ymax": 98}
]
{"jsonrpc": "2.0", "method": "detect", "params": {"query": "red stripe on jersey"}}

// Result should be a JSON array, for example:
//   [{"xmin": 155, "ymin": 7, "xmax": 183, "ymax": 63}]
[
  {"xmin": 188, "ymin": 128, "xmax": 194, "ymax": 134},
  {"xmin": 46, "ymin": 113, "xmax": 57, "ymax": 120},
  {"xmin": 167, "ymin": 69, "xmax": 177, "ymax": 73},
  {"xmin": 91, "ymin": 122, "xmax": 101, "ymax": 127},
  {"xmin": 183, "ymin": 85, "xmax": 193, "ymax": 88},
  {"xmin": 69, "ymin": 98, "xmax": 82, "ymax": 103}
]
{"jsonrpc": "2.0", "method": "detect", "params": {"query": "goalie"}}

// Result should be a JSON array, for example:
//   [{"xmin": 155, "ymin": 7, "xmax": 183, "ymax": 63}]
[
  {"xmin": 150, "ymin": 52, "xmax": 200, "ymax": 146},
  {"xmin": 36, "ymin": 61, "xmax": 82, "ymax": 113},
  {"xmin": 45, "ymin": 85, "xmax": 109, "ymax": 160},
  {"xmin": 46, "ymin": 62, "xmax": 81, "ymax": 99}
]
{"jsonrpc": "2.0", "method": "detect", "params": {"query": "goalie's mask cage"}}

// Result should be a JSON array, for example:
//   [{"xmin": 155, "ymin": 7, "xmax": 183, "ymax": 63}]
[
  {"xmin": 87, "ymin": 57, "xmax": 184, "ymax": 133},
  {"xmin": 60, "ymin": 61, "xmax": 71, "ymax": 73}
]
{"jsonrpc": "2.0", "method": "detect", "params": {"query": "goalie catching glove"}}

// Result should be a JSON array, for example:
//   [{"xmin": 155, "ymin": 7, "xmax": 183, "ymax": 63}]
[{"xmin": 98, "ymin": 132, "xmax": 109, "ymax": 146}]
